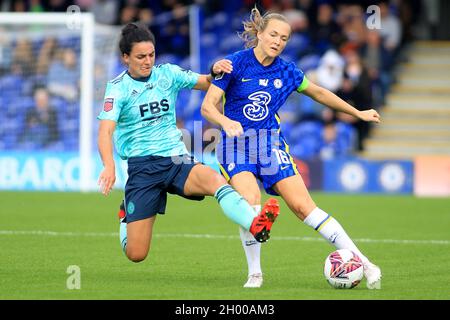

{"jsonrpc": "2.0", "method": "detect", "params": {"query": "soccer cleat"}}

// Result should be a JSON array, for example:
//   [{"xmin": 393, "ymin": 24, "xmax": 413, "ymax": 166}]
[
  {"xmin": 118, "ymin": 200, "xmax": 126, "ymax": 221},
  {"xmin": 364, "ymin": 261, "xmax": 382, "ymax": 289},
  {"xmin": 243, "ymin": 273, "xmax": 263, "ymax": 288},
  {"xmin": 249, "ymin": 198, "xmax": 279, "ymax": 243}
]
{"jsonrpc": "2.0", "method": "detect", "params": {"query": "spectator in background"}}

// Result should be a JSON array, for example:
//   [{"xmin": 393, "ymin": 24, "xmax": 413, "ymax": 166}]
[
  {"xmin": 0, "ymin": 29, "xmax": 12, "ymax": 76},
  {"xmin": 138, "ymin": 7, "xmax": 154, "ymax": 25},
  {"xmin": 42, "ymin": 0, "xmax": 70, "ymax": 12},
  {"xmin": 378, "ymin": 0, "xmax": 402, "ymax": 54},
  {"xmin": 19, "ymin": 86, "xmax": 59, "ymax": 148},
  {"xmin": 159, "ymin": 3, "xmax": 190, "ymax": 56},
  {"xmin": 337, "ymin": 49, "xmax": 372, "ymax": 151},
  {"xmin": 294, "ymin": 0, "xmax": 316, "ymax": 23},
  {"xmin": 30, "ymin": 0, "xmax": 44, "ymax": 12},
  {"xmin": 337, "ymin": 4, "xmax": 367, "ymax": 49},
  {"xmin": 91, "ymin": 0, "xmax": 120, "ymax": 25},
  {"xmin": 47, "ymin": 47, "xmax": 79, "ymax": 101},
  {"xmin": 35, "ymin": 37, "xmax": 57, "ymax": 77},
  {"xmin": 11, "ymin": 0, "xmax": 26, "ymax": 11},
  {"xmin": 311, "ymin": 3, "xmax": 342, "ymax": 55},
  {"xmin": 12, "ymin": 39, "xmax": 34, "ymax": 77},
  {"xmin": 320, "ymin": 121, "xmax": 343, "ymax": 160},
  {"xmin": 119, "ymin": 4, "xmax": 139, "ymax": 25},
  {"xmin": 316, "ymin": 49, "xmax": 345, "ymax": 93},
  {"xmin": 360, "ymin": 30, "xmax": 390, "ymax": 106}
]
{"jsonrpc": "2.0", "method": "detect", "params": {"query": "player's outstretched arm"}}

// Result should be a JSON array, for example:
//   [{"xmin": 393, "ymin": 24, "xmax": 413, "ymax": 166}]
[
  {"xmin": 302, "ymin": 81, "xmax": 381, "ymax": 123},
  {"xmin": 98, "ymin": 119, "xmax": 117, "ymax": 196},
  {"xmin": 193, "ymin": 59, "xmax": 233, "ymax": 91},
  {"xmin": 201, "ymin": 84, "xmax": 244, "ymax": 137}
]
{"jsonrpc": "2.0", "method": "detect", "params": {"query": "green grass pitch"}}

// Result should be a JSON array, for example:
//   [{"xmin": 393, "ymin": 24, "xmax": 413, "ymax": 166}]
[{"xmin": 0, "ymin": 191, "xmax": 449, "ymax": 300}]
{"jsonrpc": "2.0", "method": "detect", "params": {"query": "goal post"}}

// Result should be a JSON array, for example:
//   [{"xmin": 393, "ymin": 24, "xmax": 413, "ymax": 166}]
[
  {"xmin": 0, "ymin": 12, "xmax": 121, "ymax": 192},
  {"xmin": 0, "ymin": 6, "xmax": 212, "ymax": 192}
]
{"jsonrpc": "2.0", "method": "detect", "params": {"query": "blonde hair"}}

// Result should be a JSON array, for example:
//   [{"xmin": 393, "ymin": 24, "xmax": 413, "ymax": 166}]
[{"xmin": 239, "ymin": 7, "xmax": 290, "ymax": 48}]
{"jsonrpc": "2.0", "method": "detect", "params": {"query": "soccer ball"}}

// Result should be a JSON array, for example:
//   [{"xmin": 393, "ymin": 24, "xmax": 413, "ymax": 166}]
[{"xmin": 324, "ymin": 249, "xmax": 364, "ymax": 289}]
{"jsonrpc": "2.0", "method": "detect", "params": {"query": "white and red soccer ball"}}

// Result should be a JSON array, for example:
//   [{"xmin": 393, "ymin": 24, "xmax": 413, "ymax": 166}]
[{"xmin": 324, "ymin": 249, "xmax": 364, "ymax": 289}]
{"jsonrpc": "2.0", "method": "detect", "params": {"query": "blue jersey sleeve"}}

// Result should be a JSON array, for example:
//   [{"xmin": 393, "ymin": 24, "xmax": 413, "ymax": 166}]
[
  {"xmin": 97, "ymin": 81, "xmax": 124, "ymax": 122},
  {"xmin": 294, "ymin": 66, "xmax": 309, "ymax": 92}
]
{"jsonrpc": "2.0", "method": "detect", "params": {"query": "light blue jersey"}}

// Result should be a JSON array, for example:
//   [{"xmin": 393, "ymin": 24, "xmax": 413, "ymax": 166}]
[{"xmin": 97, "ymin": 63, "xmax": 199, "ymax": 159}]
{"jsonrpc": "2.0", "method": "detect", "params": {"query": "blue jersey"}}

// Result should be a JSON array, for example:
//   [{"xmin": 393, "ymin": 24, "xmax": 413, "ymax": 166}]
[
  {"xmin": 212, "ymin": 48, "xmax": 309, "ymax": 136},
  {"xmin": 212, "ymin": 48, "xmax": 310, "ymax": 195},
  {"xmin": 97, "ymin": 64, "xmax": 199, "ymax": 160}
]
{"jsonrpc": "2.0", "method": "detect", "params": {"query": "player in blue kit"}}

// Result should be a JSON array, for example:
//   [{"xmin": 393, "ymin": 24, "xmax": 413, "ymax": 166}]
[
  {"xmin": 97, "ymin": 22, "xmax": 279, "ymax": 265},
  {"xmin": 201, "ymin": 8, "xmax": 382, "ymax": 289}
]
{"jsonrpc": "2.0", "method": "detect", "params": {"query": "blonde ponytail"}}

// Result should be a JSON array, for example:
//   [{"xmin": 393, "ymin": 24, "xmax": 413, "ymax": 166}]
[{"xmin": 238, "ymin": 7, "xmax": 290, "ymax": 48}]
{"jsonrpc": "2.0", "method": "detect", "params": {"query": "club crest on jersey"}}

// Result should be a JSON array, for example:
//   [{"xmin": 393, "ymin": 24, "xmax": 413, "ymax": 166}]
[
  {"xmin": 158, "ymin": 77, "xmax": 170, "ymax": 90},
  {"xmin": 103, "ymin": 98, "xmax": 114, "ymax": 112},
  {"xmin": 274, "ymin": 79, "xmax": 283, "ymax": 89},
  {"xmin": 243, "ymin": 91, "xmax": 271, "ymax": 121}
]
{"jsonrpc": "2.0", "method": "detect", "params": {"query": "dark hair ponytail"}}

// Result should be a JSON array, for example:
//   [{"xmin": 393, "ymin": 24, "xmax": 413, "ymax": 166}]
[{"xmin": 119, "ymin": 22, "xmax": 156, "ymax": 55}]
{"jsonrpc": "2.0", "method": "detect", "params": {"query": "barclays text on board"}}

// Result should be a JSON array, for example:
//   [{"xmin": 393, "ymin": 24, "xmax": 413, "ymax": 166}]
[
  {"xmin": 0, "ymin": 152, "xmax": 127, "ymax": 191},
  {"xmin": 0, "ymin": 152, "xmax": 421, "ymax": 195}
]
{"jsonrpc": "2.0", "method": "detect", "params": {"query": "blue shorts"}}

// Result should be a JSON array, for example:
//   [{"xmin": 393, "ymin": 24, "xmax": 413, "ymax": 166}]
[
  {"xmin": 124, "ymin": 154, "xmax": 204, "ymax": 223},
  {"xmin": 217, "ymin": 135, "xmax": 299, "ymax": 196}
]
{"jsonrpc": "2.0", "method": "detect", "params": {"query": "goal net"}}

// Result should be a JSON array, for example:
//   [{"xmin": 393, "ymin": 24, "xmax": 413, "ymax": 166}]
[
  {"xmin": 0, "ymin": 12, "xmax": 121, "ymax": 191},
  {"xmin": 0, "ymin": 8, "xmax": 205, "ymax": 192}
]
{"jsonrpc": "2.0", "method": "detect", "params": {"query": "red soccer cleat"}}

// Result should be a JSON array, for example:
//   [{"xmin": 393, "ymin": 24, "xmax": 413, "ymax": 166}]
[
  {"xmin": 118, "ymin": 200, "xmax": 126, "ymax": 220},
  {"xmin": 249, "ymin": 198, "xmax": 280, "ymax": 243}
]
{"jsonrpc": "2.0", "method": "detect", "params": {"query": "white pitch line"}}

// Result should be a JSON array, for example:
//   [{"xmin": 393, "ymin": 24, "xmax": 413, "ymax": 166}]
[{"xmin": 0, "ymin": 230, "xmax": 449, "ymax": 245}]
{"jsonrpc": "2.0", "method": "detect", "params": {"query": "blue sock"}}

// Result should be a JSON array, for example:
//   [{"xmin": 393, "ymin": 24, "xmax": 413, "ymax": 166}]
[
  {"xmin": 120, "ymin": 221, "xmax": 127, "ymax": 253},
  {"xmin": 214, "ymin": 185, "xmax": 257, "ymax": 230}
]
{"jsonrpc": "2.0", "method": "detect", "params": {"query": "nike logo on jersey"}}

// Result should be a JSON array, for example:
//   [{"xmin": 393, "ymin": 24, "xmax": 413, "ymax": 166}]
[
  {"xmin": 280, "ymin": 165, "xmax": 290, "ymax": 170},
  {"xmin": 241, "ymin": 78, "xmax": 252, "ymax": 82}
]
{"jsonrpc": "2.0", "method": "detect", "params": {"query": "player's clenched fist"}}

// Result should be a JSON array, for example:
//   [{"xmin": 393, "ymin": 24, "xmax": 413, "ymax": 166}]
[{"xmin": 221, "ymin": 118, "xmax": 244, "ymax": 137}]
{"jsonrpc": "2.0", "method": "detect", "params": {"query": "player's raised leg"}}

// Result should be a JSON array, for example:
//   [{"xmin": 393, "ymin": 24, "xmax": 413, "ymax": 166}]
[
  {"xmin": 117, "ymin": 201, "xmax": 157, "ymax": 263},
  {"xmin": 183, "ymin": 164, "xmax": 279, "ymax": 243},
  {"xmin": 273, "ymin": 175, "xmax": 382, "ymax": 289},
  {"xmin": 230, "ymin": 171, "xmax": 264, "ymax": 288}
]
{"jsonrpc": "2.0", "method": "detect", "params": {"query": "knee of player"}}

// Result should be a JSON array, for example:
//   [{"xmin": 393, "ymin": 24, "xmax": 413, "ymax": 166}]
[
  {"xmin": 291, "ymin": 201, "xmax": 316, "ymax": 221},
  {"xmin": 242, "ymin": 193, "xmax": 261, "ymax": 206},
  {"xmin": 126, "ymin": 249, "xmax": 149, "ymax": 263},
  {"xmin": 211, "ymin": 172, "xmax": 228, "ymax": 188}
]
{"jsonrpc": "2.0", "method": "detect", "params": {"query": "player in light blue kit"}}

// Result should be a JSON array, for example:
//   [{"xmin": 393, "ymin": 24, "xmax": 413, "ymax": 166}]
[
  {"xmin": 201, "ymin": 8, "xmax": 382, "ymax": 289},
  {"xmin": 97, "ymin": 22, "xmax": 279, "ymax": 265}
]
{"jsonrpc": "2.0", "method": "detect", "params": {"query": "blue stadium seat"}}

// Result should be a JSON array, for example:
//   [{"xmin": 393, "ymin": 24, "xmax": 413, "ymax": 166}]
[
  {"xmin": 201, "ymin": 32, "xmax": 218, "ymax": 49},
  {"xmin": 290, "ymin": 137, "xmax": 321, "ymax": 160},
  {"xmin": 283, "ymin": 33, "xmax": 310, "ymax": 59},
  {"xmin": 297, "ymin": 54, "xmax": 321, "ymax": 72},
  {"xmin": 58, "ymin": 36, "xmax": 80, "ymax": 50},
  {"xmin": 49, "ymin": 96, "xmax": 67, "ymax": 113},
  {"xmin": 288, "ymin": 121, "xmax": 323, "ymax": 144},
  {"xmin": 220, "ymin": 34, "xmax": 243, "ymax": 54},
  {"xmin": 335, "ymin": 121, "xmax": 356, "ymax": 153}
]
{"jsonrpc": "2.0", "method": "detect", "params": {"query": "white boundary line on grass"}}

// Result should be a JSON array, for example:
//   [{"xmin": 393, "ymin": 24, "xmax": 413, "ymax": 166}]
[{"xmin": 0, "ymin": 230, "xmax": 449, "ymax": 245}]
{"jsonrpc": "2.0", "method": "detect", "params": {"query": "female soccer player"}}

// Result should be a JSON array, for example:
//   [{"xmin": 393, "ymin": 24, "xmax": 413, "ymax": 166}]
[
  {"xmin": 97, "ymin": 22, "xmax": 279, "ymax": 265},
  {"xmin": 201, "ymin": 8, "xmax": 382, "ymax": 289}
]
